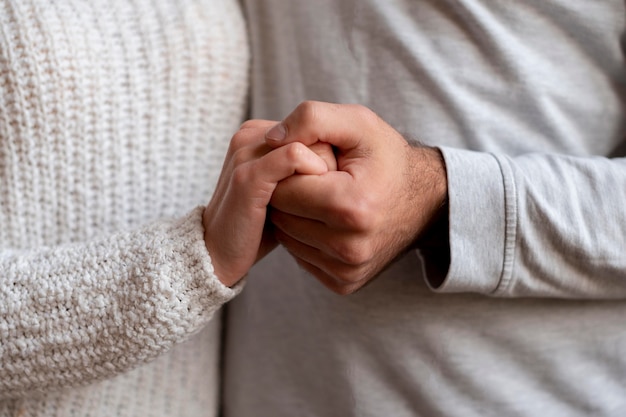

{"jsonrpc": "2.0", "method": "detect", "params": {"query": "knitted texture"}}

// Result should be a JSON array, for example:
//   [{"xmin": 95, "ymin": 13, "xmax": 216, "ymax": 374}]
[{"xmin": 0, "ymin": 0, "xmax": 248, "ymax": 415}]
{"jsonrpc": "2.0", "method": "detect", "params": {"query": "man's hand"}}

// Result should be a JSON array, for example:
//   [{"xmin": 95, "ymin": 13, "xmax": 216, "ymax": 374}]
[
  {"xmin": 266, "ymin": 101, "xmax": 448, "ymax": 295},
  {"xmin": 203, "ymin": 120, "xmax": 334, "ymax": 287}
]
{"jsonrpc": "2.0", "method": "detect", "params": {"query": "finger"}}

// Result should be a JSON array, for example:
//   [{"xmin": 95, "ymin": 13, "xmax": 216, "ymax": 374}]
[
  {"xmin": 270, "ymin": 209, "xmax": 370, "ymax": 263},
  {"xmin": 214, "ymin": 123, "xmax": 273, "ymax": 199},
  {"xmin": 308, "ymin": 141, "xmax": 338, "ymax": 171},
  {"xmin": 270, "ymin": 209, "xmax": 329, "ymax": 250},
  {"xmin": 274, "ymin": 227, "xmax": 370, "ymax": 287},
  {"xmin": 229, "ymin": 142, "xmax": 328, "ymax": 214},
  {"xmin": 265, "ymin": 101, "xmax": 383, "ymax": 152},
  {"xmin": 224, "ymin": 120, "xmax": 281, "ymax": 177},
  {"xmin": 251, "ymin": 142, "xmax": 329, "ymax": 184},
  {"xmin": 237, "ymin": 120, "xmax": 338, "ymax": 167},
  {"xmin": 230, "ymin": 126, "xmax": 337, "ymax": 175},
  {"xmin": 270, "ymin": 171, "xmax": 366, "ymax": 229},
  {"xmin": 239, "ymin": 119, "xmax": 279, "ymax": 132},
  {"xmin": 272, "ymin": 211, "xmax": 372, "ymax": 268},
  {"xmin": 291, "ymin": 257, "xmax": 365, "ymax": 295},
  {"xmin": 226, "ymin": 122, "xmax": 276, "ymax": 164}
]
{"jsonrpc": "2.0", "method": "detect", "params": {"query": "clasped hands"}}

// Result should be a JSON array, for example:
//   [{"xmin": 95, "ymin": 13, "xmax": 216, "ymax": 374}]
[{"xmin": 204, "ymin": 101, "xmax": 448, "ymax": 294}]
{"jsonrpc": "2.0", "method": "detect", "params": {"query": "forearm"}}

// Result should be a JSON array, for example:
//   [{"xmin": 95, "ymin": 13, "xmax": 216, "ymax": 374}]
[{"xmin": 0, "ymin": 207, "xmax": 240, "ymax": 399}]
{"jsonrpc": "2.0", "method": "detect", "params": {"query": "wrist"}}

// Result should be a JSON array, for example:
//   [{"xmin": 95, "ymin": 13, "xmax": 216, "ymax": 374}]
[
  {"xmin": 406, "ymin": 144, "xmax": 448, "ymax": 225},
  {"xmin": 202, "ymin": 207, "xmax": 240, "ymax": 288},
  {"xmin": 408, "ymin": 145, "xmax": 451, "ymax": 285}
]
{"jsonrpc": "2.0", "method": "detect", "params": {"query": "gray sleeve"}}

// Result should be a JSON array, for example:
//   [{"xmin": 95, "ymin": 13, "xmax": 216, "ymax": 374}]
[
  {"xmin": 422, "ymin": 146, "xmax": 626, "ymax": 299},
  {"xmin": 0, "ymin": 207, "xmax": 241, "ymax": 399}
]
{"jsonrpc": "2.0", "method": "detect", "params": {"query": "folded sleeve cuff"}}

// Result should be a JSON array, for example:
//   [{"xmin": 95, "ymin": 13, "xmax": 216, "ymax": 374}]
[{"xmin": 423, "ymin": 147, "xmax": 515, "ymax": 295}]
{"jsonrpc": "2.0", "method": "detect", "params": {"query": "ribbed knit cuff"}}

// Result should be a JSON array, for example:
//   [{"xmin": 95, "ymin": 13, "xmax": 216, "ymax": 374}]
[{"xmin": 164, "ymin": 206, "xmax": 244, "ymax": 310}]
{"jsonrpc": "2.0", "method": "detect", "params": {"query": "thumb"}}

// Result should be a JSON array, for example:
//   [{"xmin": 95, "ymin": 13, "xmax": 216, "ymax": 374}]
[{"xmin": 265, "ymin": 101, "xmax": 378, "ymax": 152}]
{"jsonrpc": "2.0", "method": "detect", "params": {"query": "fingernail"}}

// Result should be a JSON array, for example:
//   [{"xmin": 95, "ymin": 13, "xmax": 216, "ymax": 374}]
[{"xmin": 266, "ymin": 122, "xmax": 287, "ymax": 142}]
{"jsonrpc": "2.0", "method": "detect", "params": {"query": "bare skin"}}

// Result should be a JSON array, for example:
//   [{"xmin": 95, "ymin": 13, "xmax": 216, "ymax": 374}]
[
  {"xmin": 203, "ymin": 119, "xmax": 336, "ymax": 287},
  {"xmin": 265, "ymin": 101, "xmax": 448, "ymax": 295}
]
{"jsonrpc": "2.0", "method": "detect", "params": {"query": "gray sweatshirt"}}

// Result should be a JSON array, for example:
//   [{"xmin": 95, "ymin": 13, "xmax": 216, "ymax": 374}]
[{"xmin": 224, "ymin": 1, "xmax": 626, "ymax": 416}]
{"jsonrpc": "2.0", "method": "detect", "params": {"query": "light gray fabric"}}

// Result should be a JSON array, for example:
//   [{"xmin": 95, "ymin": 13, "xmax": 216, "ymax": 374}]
[{"xmin": 225, "ymin": 1, "xmax": 626, "ymax": 416}]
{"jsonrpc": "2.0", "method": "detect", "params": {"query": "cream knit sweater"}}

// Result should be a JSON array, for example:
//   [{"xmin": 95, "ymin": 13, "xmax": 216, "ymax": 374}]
[{"xmin": 0, "ymin": 0, "xmax": 248, "ymax": 416}]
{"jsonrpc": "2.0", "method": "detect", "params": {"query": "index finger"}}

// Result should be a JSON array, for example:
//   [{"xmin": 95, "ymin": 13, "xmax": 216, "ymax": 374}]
[
  {"xmin": 265, "ymin": 101, "xmax": 382, "ymax": 152},
  {"xmin": 270, "ymin": 170, "xmax": 356, "ymax": 226}
]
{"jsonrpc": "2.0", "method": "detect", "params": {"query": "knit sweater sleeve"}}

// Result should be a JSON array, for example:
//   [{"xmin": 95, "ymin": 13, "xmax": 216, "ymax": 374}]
[
  {"xmin": 421, "ymin": 146, "xmax": 626, "ymax": 299},
  {"xmin": 0, "ymin": 206, "xmax": 241, "ymax": 399}
]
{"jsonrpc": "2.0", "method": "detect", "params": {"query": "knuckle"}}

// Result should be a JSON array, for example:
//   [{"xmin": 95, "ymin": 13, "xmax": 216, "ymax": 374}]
[
  {"xmin": 294, "ymin": 100, "xmax": 320, "ymax": 125},
  {"xmin": 231, "ymin": 164, "xmax": 252, "ymax": 187},
  {"xmin": 340, "ymin": 247, "xmax": 366, "ymax": 267},
  {"xmin": 330, "ymin": 271, "xmax": 368, "ymax": 295},
  {"xmin": 229, "ymin": 130, "xmax": 249, "ymax": 151},
  {"xmin": 283, "ymin": 142, "xmax": 306, "ymax": 162},
  {"xmin": 239, "ymin": 119, "xmax": 258, "ymax": 130},
  {"xmin": 331, "ymin": 284, "xmax": 357, "ymax": 296},
  {"xmin": 230, "ymin": 147, "xmax": 250, "ymax": 167},
  {"xmin": 317, "ymin": 271, "xmax": 357, "ymax": 295},
  {"xmin": 330, "ymin": 239, "xmax": 371, "ymax": 267},
  {"xmin": 335, "ymin": 196, "xmax": 375, "ymax": 232}
]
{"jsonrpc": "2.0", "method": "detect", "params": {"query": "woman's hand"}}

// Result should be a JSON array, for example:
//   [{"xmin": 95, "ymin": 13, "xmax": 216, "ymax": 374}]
[{"xmin": 203, "ymin": 120, "xmax": 336, "ymax": 287}]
